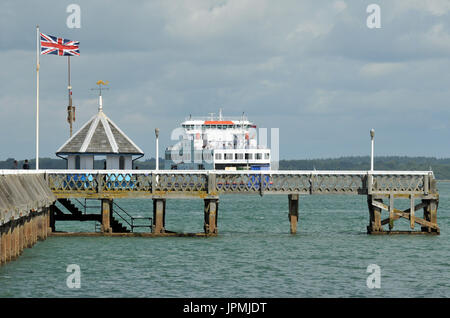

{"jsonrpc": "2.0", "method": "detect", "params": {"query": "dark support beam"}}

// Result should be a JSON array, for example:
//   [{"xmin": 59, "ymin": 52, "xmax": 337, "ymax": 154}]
[
  {"xmin": 101, "ymin": 199, "xmax": 112, "ymax": 233},
  {"xmin": 422, "ymin": 199, "xmax": 439, "ymax": 234},
  {"xmin": 367, "ymin": 195, "xmax": 383, "ymax": 234},
  {"xmin": 288, "ymin": 194, "xmax": 299, "ymax": 234},
  {"xmin": 204, "ymin": 198, "xmax": 219, "ymax": 235},
  {"xmin": 152, "ymin": 198, "xmax": 166, "ymax": 234}
]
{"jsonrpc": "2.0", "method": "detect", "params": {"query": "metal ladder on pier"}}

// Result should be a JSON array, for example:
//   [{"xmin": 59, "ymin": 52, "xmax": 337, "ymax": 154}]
[
  {"xmin": 111, "ymin": 201, "xmax": 153, "ymax": 233},
  {"xmin": 55, "ymin": 199, "xmax": 152, "ymax": 233}
]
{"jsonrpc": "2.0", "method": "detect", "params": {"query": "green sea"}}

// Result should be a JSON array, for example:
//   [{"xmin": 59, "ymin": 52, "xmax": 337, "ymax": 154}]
[{"xmin": 1, "ymin": 182, "xmax": 449, "ymax": 298}]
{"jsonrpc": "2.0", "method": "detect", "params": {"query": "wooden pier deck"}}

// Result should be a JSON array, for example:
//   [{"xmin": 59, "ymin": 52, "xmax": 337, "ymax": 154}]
[
  {"xmin": 1, "ymin": 169, "xmax": 440, "ymax": 244},
  {"xmin": 0, "ymin": 169, "xmax": 441, "ymax": 265},
  {"xmin": 43, "ymin": 169, "xmax": 440, "ymax": 235}
]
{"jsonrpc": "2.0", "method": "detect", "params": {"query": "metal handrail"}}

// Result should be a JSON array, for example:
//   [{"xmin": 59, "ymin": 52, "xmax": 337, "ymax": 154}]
[{"xmin": 112, "ymin": 201, "xmax": 152, "ymax": 232}]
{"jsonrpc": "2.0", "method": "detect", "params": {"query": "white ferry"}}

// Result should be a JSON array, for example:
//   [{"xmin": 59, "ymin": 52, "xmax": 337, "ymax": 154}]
[{"xmin": 164, "ymin": 110, "xmax": 271, "ymax": 170}]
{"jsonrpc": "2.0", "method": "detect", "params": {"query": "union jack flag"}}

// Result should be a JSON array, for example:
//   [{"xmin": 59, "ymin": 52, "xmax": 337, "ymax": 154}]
[{"xmin": 40, "ymin": 33, "xmax": 80, "ymax": 56}]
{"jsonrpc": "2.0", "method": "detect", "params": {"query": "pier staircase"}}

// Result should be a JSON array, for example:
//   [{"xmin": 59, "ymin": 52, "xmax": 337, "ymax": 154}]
[
  {"xmin": 58, "ymin": 198, "xmax": 83, "ymax": 217},
  {"xmin": 110, "ymin": 214, "xmax": 130, "ymax": 233},
  {"xmin": 52, "ymin": 199, "xmax": 151, "ymax": 233}
]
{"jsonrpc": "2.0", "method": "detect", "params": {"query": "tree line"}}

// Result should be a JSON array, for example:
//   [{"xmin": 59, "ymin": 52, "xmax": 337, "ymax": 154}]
[{"xmin": 2, "ymin": 156, "xmax": 450, "ymax": 179}]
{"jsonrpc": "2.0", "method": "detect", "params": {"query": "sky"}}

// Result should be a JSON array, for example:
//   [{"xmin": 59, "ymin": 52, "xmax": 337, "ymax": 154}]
[{"xmin": 1, "ymin": 0, "xmax": 450, "ymax": 161}]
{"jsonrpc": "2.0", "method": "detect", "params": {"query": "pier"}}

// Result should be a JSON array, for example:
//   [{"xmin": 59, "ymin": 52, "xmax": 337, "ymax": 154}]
[
  {"xmin": 0, "ymin": 169, "xmax": 440, "ymax": 265},
  {"xmin": 0, "ymin": 173, "xmax": 54, "ymax": 266}
]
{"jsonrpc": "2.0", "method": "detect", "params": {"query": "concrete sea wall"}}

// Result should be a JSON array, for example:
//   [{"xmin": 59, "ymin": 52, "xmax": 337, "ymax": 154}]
[{"xmin": 0, "ymin": 172, "xmax": 56, "ymax": 265}]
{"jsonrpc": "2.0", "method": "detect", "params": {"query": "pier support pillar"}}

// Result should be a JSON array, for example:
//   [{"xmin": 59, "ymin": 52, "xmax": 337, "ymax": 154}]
[
  {"xmin": 18, "ymin": 219, "xmax": 23, "ymax": 255},
  {"xmin": 367, "ymin": 195, "xmax": 383, "ymax": 234},
  {"xmin": 5, "ymin": 221, "xmax": 12, "ymax": 262},
  {"xmin": 152, "ymin": 198, "xmax": 166, "ymax": 234},
  {"xmin": 288, "ymin": 194, "xmax": 299, "ymax": 234},
  {"xmin": 204, "ymin": 198, "xmax": 219, "ymax": 235},
  {"xmin": 101, "ymin": 199, "xmax": 113, "ymax": 233},
  {"xmin": 0, "ymin": 227, "xmax": 5, "ymax": 265},
  {"xmin": 49, "ymin": 205, "xmax": 56, "ymax": 233},
  {"xmin": 46, "ymin": 208, "xmax": 52, "ymax": 236},
  {"xmin": 11, "ymin": 221, "xmax": 17, "ymax": 260},
  {"xmin": 37, "ymin": 214, "xmax": 42, "ymax": 241},
  {"xmin": 5, "ymin": 224, "xmax": 11, "ymax": 262},
  {"xmin": 40, "ymin": 213, "xmax": 46, "ymax": 240},
  {"xmin": 25, "ymin": 216, "xmax": 32, "ymax": 248},
  {"xmin": 32, "ymin": 214, "xmax": 37, "ymax": 245},
  {"xmin": 422, "ymin": 199, "xmax": 439, "ymax": 234}
]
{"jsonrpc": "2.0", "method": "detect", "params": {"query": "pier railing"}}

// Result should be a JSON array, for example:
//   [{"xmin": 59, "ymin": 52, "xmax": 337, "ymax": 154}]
[
  {"xmin": 0, "ymin": 170, "xmax": 440, "ymax": 238},
  {"xmin": 34, "ymin": 170, "xmax": 437, "ymax": 199}
]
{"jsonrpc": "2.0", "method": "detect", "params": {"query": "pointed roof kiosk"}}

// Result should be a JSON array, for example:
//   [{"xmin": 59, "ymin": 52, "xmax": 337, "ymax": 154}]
[{"xmin": 56, "ymin": 82, "xmax": 144, "ymax": 170}]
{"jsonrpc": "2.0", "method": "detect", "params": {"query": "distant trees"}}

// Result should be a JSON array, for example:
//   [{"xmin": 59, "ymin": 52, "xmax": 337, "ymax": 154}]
[{"xmin": 2, "ymin": 156, "xmax": 450, "ymax": 179}]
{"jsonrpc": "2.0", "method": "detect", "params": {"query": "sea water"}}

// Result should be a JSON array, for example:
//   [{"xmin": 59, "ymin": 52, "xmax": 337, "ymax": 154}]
[{"xmin": 0, "ymin": 182, "xmax": 449, "ymax": 298}]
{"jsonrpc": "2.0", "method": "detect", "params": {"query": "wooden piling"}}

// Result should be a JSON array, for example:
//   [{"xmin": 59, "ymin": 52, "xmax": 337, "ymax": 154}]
[
  {"xmin": 288, "ymin": 194, "xmax": 299, "ymax": 234},
  {"xmin": 101, "ymin": 199, "xmax": 112, "ymax": 233},
  {"xmin": 422, "ymin": 199, "xmax": 439, "ymax": 234},
  {"xmin": 0, "ymin": 227, "xmax": 5, "ymax": 265},
  {"xmin": 49, "ymin": 205, "xmax": 56, "ymax": 233},
  {"xmin": 6, "ymin": 224, "xmax": 12, "ymax": 262},
  {"xmin": 19, "ymin": 219, "xmax": 24, "ymax": 254},
  {"xmin": 46, "ymin": 208, "xmax": 52, "ymax": 236},
  {"xmin": 204, "ymin": 198, "xmax": 219, "ymax": 235},
  {"xmin": 25, "ymin": 216, "xmax": 32, "ymax": 248},
  {"xmin": 152, "ymin": 198, "xmax": 166, "ymax": 234},
  {"xmin": 367, "ymin": 195, "xmax": 383, "ymax": 233},
  {"xmin": 33, "ymin": 214, "xmax": 37, "ymax": 245},
  {"xmin": 11, "ymin": 221, "xmax": 17, "ymax": 260}
]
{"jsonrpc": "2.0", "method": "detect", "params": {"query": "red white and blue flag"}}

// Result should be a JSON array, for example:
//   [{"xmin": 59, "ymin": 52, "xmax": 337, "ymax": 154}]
[{"xmin": 40, "ymin": 33, "xmax": 80, "ymax": 56}]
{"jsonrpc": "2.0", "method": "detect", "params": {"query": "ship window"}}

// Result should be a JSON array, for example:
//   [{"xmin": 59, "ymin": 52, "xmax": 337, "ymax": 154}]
[
  {"xmin": 265, "ymin": 153, "xmax": 270, "ymax": 159},
  {"xmin": 245, "ymin": 153, "xmax": 252, "ymax": 160},
  {"xmin": 235, "ymin": 153, "xmax": 243, "ymax": 160},
  {"xmin": 225, "ymin": 153, "xmax": 233, "ymax": 160},
  {"xmin": 203, "ymin": 153, "xmax": 212, "ymax": 161},
  {"xmin": 256, "ymin": 153, "xmax": 262, "ymax": 160},
  {"xmin": 215, "ymin": 153, "xmax": 222, "ymax": 160}
]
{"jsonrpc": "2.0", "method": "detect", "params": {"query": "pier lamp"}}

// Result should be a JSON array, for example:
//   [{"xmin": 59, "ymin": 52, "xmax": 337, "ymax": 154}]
[
  {"xmin": 155, "ymin": 128, "xmax": 160, "ymax": 171},
  {"xmin": 370, "ymin": 129, "xmax": 375, "ymax": 171}
]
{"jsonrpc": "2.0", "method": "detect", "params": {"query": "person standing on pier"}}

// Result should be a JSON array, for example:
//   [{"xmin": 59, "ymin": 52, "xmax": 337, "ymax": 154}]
[
  {"xmin": 23, "ymin": 160, "xmax": 30, "ymax": 169},
  {"xmin": 13, "ymin": 160, "xmax": 18, "ymax": 169}
]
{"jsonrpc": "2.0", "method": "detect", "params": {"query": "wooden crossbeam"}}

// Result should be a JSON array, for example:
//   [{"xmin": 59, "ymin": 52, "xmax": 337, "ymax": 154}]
[
  {"xmin": 371, "ymin": 200, "xmax": 389, "ymax": 211},
  {"xmin": 380, "ymin": 202, "xmax": 427, "ymax": 226},
  {"xmin": 383, "ymin": 209, "xmax": 439, "ymax": 230}
]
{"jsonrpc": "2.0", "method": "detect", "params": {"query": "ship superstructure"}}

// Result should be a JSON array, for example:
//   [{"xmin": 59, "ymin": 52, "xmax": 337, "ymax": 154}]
[{"xmin": 164, "ymin": 110, "xmax": 271, "ymax": 170}]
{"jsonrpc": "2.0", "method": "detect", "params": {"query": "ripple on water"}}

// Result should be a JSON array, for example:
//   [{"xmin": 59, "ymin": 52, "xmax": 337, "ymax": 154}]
[{"xmin": 2, "ymin": 185, "xmax": 450, "ymax": 297}]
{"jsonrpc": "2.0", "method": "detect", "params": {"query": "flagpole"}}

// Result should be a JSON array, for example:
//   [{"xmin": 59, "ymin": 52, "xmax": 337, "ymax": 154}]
[
  {"xmin": 36, "ymin": 25, "xmax": 40, "ymax": 170},
  {"xmin": 68, "ymin": 55, "xmax": 73, "ymax": 137}
]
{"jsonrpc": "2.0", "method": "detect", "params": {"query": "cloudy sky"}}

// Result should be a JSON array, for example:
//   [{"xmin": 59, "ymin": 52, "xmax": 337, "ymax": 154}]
[{"xmin": 1, "ymin": 0, "xmax": 450, "ymax": 161}]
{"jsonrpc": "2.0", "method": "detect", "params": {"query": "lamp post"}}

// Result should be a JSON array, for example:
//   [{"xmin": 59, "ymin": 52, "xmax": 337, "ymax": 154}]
[
  {"xmin": 155, "ymin": 128, "xmax": 160, "ymax": 171},
  {"xmin": 370, "ymin": 129, "xmax": 375, "ymax": 172}
]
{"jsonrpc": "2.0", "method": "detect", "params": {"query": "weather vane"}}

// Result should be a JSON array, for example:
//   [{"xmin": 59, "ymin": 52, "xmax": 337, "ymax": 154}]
[{"xmin": 91, "ymin": 80, "xmax": 109, "ymax": 111}]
